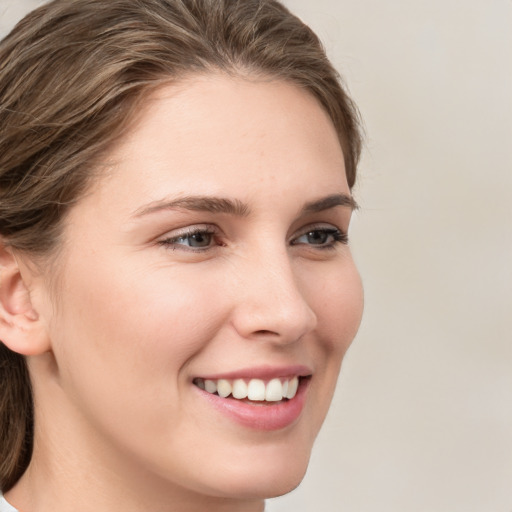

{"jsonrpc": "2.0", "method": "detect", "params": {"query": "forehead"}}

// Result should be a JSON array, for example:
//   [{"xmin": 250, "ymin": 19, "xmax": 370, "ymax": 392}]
[{"xmin": 79, "ymin": 74, "xmax": 348, "ymax": 216}]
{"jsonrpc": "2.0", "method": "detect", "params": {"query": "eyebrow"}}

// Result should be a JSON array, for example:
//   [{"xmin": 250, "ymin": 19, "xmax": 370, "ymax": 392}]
[
  {"xmin": 133, "ymin": 192, "xmax": 357, "ymax": 218},
  {"xmin": 301, "ymin": 193, "xmax": 358, "ymax": 213},
  {"xmin": 133, "ymin": 195, "xmax": 250, "ymax": 218}
]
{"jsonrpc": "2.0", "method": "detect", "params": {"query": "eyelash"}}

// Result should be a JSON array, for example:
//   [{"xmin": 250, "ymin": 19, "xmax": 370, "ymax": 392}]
[
  {"xmin": 158, "ymin": 226, "xmax": 220, "ymax": 252},
  {"xmin": 290, "ymin": 226, "xmax": 348, "ymax": 249},
  {"xmin": 158, "ymin": 224, "xmax": 348, "ymax": 252}
]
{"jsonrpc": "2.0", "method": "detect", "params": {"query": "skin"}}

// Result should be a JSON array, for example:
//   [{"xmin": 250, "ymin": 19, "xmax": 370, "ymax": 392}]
[{"xmin": 5, "ymin": 74, "xmax": 363, "ymax": 512}]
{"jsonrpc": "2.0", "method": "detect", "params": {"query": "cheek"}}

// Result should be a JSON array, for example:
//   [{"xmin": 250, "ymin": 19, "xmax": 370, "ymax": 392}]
[
  {"xmin": 45, "ymin": 258, "xmax": 236, "ymax": 475},
  {"xmin": 307, "ymin": 257, "xmax": 364, "ymax": 354},
  {"xmin": 299, "ymin": 257, "xmax": 363, "ymax": 430},
  {"xmin": 50, "ymin": 259, "xmax": 229, "ymax": 415},
  {"xmin": 59, "ymin": 258, "xmax": 225, "ymax": 350}
]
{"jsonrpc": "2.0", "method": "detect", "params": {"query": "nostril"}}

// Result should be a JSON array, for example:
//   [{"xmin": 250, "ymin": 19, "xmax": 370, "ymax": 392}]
[{"xmin": 254, "ymin": 329, "xmax": 278, "ymax": 336}]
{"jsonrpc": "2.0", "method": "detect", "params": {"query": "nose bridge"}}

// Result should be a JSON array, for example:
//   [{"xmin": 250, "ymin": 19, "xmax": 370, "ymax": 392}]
[{"xmin": 232, "ymin": 241, "xmax": 317, "ymax": 342}]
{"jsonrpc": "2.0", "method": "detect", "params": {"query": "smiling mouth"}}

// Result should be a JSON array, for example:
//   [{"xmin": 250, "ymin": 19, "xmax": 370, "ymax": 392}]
[{"xmin": 193, "ymin": 376, "xmax": 308, "ymax": 403}]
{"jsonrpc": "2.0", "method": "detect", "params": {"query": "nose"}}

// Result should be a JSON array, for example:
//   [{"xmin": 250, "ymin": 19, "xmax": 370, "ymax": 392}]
[{"xmin": 229, "ymin": 247, "xmax": 318, "ymax": 344}]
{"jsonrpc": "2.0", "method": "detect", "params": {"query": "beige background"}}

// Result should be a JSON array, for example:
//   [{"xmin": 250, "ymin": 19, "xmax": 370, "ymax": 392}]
[{"xmin": 2, "ymin": 1, "xmax": 511, "ymax": 511}]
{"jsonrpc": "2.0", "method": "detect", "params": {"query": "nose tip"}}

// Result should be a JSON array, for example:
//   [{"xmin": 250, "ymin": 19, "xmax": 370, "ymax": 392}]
[{"xmin": 231, "ymin": 264, "xmax": 318, "ymax": 344}]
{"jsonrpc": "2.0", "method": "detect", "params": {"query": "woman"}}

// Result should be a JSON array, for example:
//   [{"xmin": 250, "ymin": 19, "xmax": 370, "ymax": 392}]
[{"xmin": 0, "ymin": 0, "xmax": 363, "ymax": 510}]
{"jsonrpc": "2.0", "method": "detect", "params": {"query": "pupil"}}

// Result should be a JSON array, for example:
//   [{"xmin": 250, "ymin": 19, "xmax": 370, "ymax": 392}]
[
  {"xmin": 190, "ymin": 233, "xmax": 211, "ymax": 247},
  {"xmin": 308, "ymin": 231, "xmax": 327, "ymax": 244}
]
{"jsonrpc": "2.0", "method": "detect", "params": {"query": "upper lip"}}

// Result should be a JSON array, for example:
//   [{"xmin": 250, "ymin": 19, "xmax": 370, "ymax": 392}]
[{"xmin": 195, "ymin": 365, "xmax": 312, "ymax": 381}]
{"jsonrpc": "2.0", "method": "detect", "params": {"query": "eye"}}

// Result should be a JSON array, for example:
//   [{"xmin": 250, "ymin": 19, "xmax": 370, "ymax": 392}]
[
  {"xmin": 291, "ymin": 226, "xmax": 348, "ymax": 249},
  {"xmin": 158, "ymin": 226, "xmax": 220, "ymax": 251}
]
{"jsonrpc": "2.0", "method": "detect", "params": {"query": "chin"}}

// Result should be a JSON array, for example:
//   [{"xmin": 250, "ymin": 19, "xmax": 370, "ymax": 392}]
[
  {"xmin": 202, "ymin": 443, "xmax": 312, "ymax": 500},
  {"xmin": 254, "ymin": 467, "xmax": 307, "ymax": 499},
  {"xmin": 212, "ymin": 466, "xmax": 308, "ymax": 501}
]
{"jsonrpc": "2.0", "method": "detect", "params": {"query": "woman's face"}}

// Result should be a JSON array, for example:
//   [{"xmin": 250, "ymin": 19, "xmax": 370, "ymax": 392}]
[{"xmin": 36, "ymin": 75, "xmax": 363, "ymax": 502}]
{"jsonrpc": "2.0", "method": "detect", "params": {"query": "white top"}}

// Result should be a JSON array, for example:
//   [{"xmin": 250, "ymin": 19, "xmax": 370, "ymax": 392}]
[
  {"xmin": 0, "ymin": 496, "xmax": 17, "ymax": 512},
  {"xmin": 0, "ymin": 495, "xmax": 268, "ymax": 511}
]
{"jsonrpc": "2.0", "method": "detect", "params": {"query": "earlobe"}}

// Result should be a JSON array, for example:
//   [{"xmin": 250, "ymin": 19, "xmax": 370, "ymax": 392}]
[{"xmin": 0, "ymin": 242, "xmax": 50, "ymax": 356}]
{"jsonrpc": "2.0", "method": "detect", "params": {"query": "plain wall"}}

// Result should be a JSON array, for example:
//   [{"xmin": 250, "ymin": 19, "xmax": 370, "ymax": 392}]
[{"xmin": 2, "ymin": 1, "xmax": 511, "ymax": 511}]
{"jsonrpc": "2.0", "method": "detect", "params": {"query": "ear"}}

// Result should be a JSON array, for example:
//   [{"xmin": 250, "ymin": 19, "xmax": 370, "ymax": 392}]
[{"xmin": 0, "ymin": 241, "xmax": 51, "ymax": 356}]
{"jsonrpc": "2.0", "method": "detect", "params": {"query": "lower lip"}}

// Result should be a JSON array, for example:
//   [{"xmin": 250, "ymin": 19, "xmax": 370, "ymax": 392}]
[{"xmin": 194, "ymin": 378, "xmax": 309, "ymax": 431}]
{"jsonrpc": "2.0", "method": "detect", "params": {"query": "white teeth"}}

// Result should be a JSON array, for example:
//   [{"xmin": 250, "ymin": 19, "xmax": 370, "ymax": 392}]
[
  {"xmin": 265, "ymin": 378, "xmax": 283, "ymax": 401},
  {"xmin": 247, "ymin": 379, "xmax": 266, "ymax": 400},
  {"xmin": 286, "ymin": 376, "xmax": 299, "ymax": 399},
  {"xmin": 204, "ymin": 379, "xmax": 217, "ymax": 394},
  {"xmin": 282, "ymin": 380, "xmax": 289, "ymax": 398},
  {"xmin": 217, "ymin": 379, "xmax": 232, "ymax": 398},
  {"xmin": 232, "ymin": 379, "xmax": 248, "ymax": 399},
  {"xmin": 195, "ymin": 376, "xmax": 302, "ymax": 402}
]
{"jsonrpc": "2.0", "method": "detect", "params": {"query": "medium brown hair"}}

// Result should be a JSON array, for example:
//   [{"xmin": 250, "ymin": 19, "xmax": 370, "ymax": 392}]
[{"xmin": 0, "ymin": 0, "xmax": 363, "ymax": 492}]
